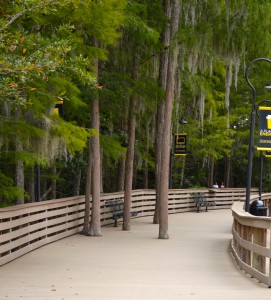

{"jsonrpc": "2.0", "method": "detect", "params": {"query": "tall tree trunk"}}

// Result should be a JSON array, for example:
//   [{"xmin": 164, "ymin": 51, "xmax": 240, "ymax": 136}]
[
  {"xmin": 88, "ymin": 58, "xmax": 102, "ymax": 237},
  {"xmin": 158, "ymin": 0, "xmax": 180, "ymax": 239},
  {"xmin": 158, "ymin": 59, "xmax": 173, "ymax": 239},
  {"xmin": 153, "ymin": 0, "xmax": 171, "ymax": 224},
  {"xmin": 122, "ymin": 96, "xmax": 136, "ymax": 231},
  {"xmin": 122, "ymin": 57, "xmax": 139, "ymax": 231},
  {"xmin": 88, "ymin": 96, "xmax": 101, "ymax": 236},
  {"xmin": 82, "ymin": 138, "xmax": 92, "ymax": 235}
]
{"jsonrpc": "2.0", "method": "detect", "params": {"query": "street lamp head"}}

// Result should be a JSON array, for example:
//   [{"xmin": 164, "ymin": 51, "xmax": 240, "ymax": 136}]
[{"xmin": 179, "ymin": 119, "xmax": 187, "ymax": 124}]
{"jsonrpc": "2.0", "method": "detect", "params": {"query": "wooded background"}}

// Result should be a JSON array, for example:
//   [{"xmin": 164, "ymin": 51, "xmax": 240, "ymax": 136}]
[{"xmin": 1, "ymin": 1, "xmax": 271, "ymax": 227}]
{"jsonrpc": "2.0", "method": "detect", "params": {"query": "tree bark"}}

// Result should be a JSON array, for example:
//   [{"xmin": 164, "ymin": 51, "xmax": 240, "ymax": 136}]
[
  {"xmin": 51, "ymin": 165, "xmax": 57, "ymax": 199},
  {"xmin": 88, "ymin": 95, "xmax": 102, "ymax": 236},
  {"xmin": 88, "ymin": 58, "xmax": 102, "ymax": 237},
  {"xmin": 153, "ymin": 0, "xmax": 171, "ymax": 224},
  {"xmin": 15, "ymin": 109, "xmax": 24, "ymax": 205},
  {"xmin": 28, "ymin": 166, "xmax": 35, "ymax": 202},
  {"xmin": 158, "ymin": 60, "xmax": 174, "ymax": 239},
  {"xmin": 225, "ymin": 156, "xmax": 231, "ymax": 188},
  {"xmin": 73, "ymin": 169, "xmax": 81, "ymax": 196},
  {"xmin": 158, "ymin": 0, "xmax": 180, "ymax": 239},
  {"xmin": 117, "ymin": 155, "xmax": 125, "ymax": 191},
  {"xmin": 143, "ymin": 121, "xmax": 151, "ymax": 189},
  {"xmin": 208, "ymin": 157, "xmax": 215, "ymax": 188},
  {"xmin": 15, "ymin": 155, "xmax": 24, "ymax": 205},
  {"xmin": 100, "ymin": 149, "xmax": 103, "ymax": 193},
  {"xmin": 82, "ymin": 138, "xmax": 92, "ymax": 235},
  {"xmin": 122, "ymin": 57, "xmax": 139, "ymax": 231}
]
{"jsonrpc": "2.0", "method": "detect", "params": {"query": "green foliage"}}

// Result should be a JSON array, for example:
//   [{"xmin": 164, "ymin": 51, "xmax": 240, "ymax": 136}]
[
  {"xmin": 100, "ymin": 134, "xmax": 126, "ymax": 162},
  {"xmin": 52, "ymin": 118, "xmax": 91, "ymax": 154},
  {"xmin": 0, "ymin": 172, "xmax": 23, "ymax": 207},
  {"xmin": 2, "ymin": 0, "xmax": 271, "ymax": 202}
]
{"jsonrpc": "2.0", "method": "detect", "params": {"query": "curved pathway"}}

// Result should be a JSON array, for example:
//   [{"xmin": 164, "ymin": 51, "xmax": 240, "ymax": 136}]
[{"xmin": 0, "ymin": 210, "xmax": 270, "ymax": 299}]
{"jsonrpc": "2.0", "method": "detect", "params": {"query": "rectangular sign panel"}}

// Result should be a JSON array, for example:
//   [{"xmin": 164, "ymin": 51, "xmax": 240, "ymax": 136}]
[
  {"xmin": 174, "ymin": 133, "xmax": 187, "ymax": 156},
  {"xmin": 257, "ymin": 106, "xmax": 271, "ymax": 151}
]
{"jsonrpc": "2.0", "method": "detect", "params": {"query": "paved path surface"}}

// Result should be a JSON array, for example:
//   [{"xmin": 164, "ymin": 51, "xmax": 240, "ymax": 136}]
[{"xmin": 1, "ymin": 210, "xmax": 271, "ymax": 300}]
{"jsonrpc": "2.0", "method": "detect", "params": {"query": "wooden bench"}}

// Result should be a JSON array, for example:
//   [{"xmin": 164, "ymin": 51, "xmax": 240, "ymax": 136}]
[
  {"xmin": 191, "ymin": 193, "xmax": 216, "ymax": 213},
  {"xmin": 105, "ymin": 199, "xmax": 138, "ymax": 227}
]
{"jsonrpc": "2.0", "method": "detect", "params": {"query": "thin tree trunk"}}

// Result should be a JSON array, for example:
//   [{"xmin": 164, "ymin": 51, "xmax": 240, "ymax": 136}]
[
  {"xmin": 209, "ymin": 157, "xmax": 215, "ymax": 188},
  {"xmin": 158, "ymin": 0, "xmax": 180, "ymax": 239},
  {"xmin": 153, "ymin": 0, "xmax": 171, "ymax": 224},
  {"xmin": 15, "ymin": 108, "xmax": 24, "ymax": 205},
  {"xmin": 82, "ymin": 138, "xmax": 92, "ymax": 235},
  {"xmin": 88, "ymin": 57, "xmax": 102, "ymax": 236},
  {"xmin": 41, "ymin": 178, "xmax": 47, "ymax": 200},
  {"xmin": 117, "ymin": 155, "xmax": 125, "ymax": 191},
  {"xmin": 88, "ymin": 96, "xmax": 102, "ymax": 236},
  {"xmin": 225, "ymin": 156, "xmax": 231, "ymax": 188},
  {"xmin": 122, "ymin": 57, "xmax": 139, "ymax": 231},
  {"xmin": 180, "ymin": 157, "xmax": 185, "ymax": 188},
  {"xmin": 143, "ymin": 122, "xmax": 151, "ymax": 189},
  {"xmin": 122, "ymin": 97, "xmax": 136, "ymax": 231},
  {"xmin": 73, "ymin": 169, "xmax": 81, "ymax": 196},
  {"xmin": 100, "ymin": 149, "xmax": 103, "ymax": 193},
  {"xmin": 158, "ymin": 61, "xmax": 173, "ymax": 239},
  {"xmin": 28, "ymin": 166, "xmax": 35, "ymax": 202},
  {"xmin": 51, "ymin": 165, "xmax": 57, "ymax": 199},
  {"xmin": 15, "ymin": 158, "xmax": 24, "ymax": 204},
  {"xmin": 143, "ymin": 156, "xmax": 149, "ymax": 189}
]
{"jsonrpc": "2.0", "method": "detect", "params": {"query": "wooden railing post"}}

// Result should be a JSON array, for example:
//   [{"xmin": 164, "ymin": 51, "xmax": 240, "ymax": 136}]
[
  {"xmin": 252, "ymin": 227, "xmax": 267, "ymax": 274},
  {"xmin": 231, "ymin": 195, "xmax": 271, "ymax": 287}
]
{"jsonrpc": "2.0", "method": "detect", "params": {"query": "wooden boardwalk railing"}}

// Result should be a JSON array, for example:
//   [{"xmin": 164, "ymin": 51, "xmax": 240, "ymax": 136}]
[
  {"xmin": 231, "ymin": 193, "xmax": 271, "ymax": 287},
  {"xmin": 0, "ymin": 188, "xmax": 257, "ymax": 267}
]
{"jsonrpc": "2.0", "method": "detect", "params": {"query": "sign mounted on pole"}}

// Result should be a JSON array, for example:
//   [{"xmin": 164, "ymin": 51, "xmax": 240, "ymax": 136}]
[
  {"xmin": 257, "ymin": 106, "xmax": 271, "ymax": 151},
  {"xmin": 174, "ymin": 133, "xmax": 187, "ymax": 156}
]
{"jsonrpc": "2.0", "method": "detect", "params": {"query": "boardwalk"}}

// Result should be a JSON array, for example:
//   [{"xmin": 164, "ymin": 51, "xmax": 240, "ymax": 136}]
[{"xmin": 0, "ymin": 209, "xmax": 270, "ymax": 300}]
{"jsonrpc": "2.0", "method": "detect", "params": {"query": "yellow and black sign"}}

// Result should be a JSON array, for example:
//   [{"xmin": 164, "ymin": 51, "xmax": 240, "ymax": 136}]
[
  {"xmin": 174, "ymin": 133, "xmax": 187, "ymax": 156},
  {"xmin": 54, "ymin": 100, "xmax": 63, "ymax": 116},
  {"xmin": 265, "ymin": 150, "xmax": 271, "ymax": 157},
  {"xmin": 257, "ymin": 106, "xmax": 271, "ymax": 151}
]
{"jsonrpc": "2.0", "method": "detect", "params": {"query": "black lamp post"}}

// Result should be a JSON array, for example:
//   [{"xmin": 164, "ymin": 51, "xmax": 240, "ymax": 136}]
[
  {"xmin": 245, "ymin": 58, "xmax": 271, "ymax": 212},
  {"xmin": 259, "ymin": 150, "xmax": 264, "ymax": 201}
]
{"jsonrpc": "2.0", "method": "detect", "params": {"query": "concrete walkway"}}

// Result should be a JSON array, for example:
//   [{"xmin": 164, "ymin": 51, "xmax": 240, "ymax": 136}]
[{"xmin": 0, "ymin": 210, "xmax": 270, "ymax": 300}]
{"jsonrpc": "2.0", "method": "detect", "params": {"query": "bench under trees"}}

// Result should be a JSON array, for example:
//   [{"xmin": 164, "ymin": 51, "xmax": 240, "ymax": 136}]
[
  {"xmin": 191, "ymin": 193, "xmax": 216, "ymax": 212},
  {"xmin": 105, "ymin": 199, "xmax": 138, "ymax": 227}
]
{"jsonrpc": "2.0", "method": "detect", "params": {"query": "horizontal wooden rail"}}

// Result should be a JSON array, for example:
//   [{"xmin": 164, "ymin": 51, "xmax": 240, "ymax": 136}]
[
  {"xmin": 0, "ymin": 188, "xmax": 257, "ymax": 267},
  {"xmin": 231, "ymin": 193, "xmax": 271, "ymax": 287}
]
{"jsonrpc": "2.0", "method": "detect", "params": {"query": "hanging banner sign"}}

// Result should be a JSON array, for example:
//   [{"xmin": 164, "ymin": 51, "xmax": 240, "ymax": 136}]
[
  {"xmin": 257, "ymin": 106, "xmax": 271, "ymax": 151},
  {"xmin": 174, "ymin": 133, "xmax": 187, "ymax": 156}
]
